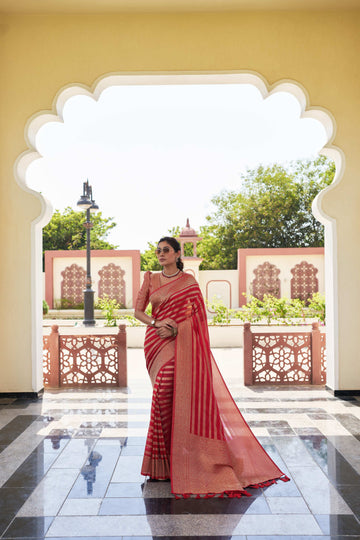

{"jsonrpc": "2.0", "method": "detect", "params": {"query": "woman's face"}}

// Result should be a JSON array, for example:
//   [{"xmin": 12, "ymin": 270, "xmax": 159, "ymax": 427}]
[{"xmin": 155, "ymin": 241, "xmax": 179, "ymax": 267}]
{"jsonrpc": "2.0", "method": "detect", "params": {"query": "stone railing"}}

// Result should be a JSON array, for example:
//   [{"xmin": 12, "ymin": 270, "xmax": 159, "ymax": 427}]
[
  {"xmin": 243, "ymin": 322, "xmax": 326, "ymax": 386},
  {"xmin": 43, "ymin": 324, "xmax": 127, "ymax": 388}
]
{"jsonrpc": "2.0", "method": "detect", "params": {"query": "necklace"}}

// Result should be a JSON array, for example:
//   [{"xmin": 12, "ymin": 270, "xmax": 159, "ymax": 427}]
[{"xmin": 162, "ymin": 268, "xmax": 180, "ymax": 278}]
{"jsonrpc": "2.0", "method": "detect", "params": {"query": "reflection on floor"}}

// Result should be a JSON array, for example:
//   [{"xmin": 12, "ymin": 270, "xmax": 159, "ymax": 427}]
[{"xmin": 1, "ymin": 348, "xmax": 360, "ymax": 539}]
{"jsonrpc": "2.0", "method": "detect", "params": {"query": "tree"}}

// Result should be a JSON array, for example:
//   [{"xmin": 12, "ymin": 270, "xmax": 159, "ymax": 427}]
[
  {"xmin": 197, "ymin": 157, "xmax": 335, "ymax": 269},
  {"xmin": 43, "ymin": 207, "xmax": 118, "ymax": 254},
  {"xmin": 141, "ymin": 239, "xmax": 162, "ymax": 271}
]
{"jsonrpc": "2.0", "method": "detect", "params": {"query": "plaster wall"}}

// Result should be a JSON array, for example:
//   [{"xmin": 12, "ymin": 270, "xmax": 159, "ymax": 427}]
[
  {"xmin": 245, "ymin": 254, "xmax": 325, "ymax": 299},
  {"xmin": 0, "ymin": 10, "xmax": 359, "ymax": 391},
  {"xmin": 199, "ymin": 270, "xmax": 239, "ymax": 310},
  {"xmin": 45, "ymin": 250, "xmax": 140, "ymax": 311},
  {"xmin": 52, "ymin": 256, "xmax": 134, "ymax": 308}
]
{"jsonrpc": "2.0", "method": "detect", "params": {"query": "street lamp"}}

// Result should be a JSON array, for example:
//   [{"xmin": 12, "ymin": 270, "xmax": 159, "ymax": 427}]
[{"xmin": 77, "ymin": 180, "xmax": 99, "ymax": 326}]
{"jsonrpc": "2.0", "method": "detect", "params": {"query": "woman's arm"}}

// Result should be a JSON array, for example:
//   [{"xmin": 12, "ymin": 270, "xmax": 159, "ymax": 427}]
[
  {"xmin": 134, "ymin": 272, "xmax": 178, "ymax": 338},
  {"xmin": 134, "ymin": 271, "xmax": 156, "ymax": 326},
  {"xmin": 134, "ymin": 309, "xmax": 178, "ymax": 337},
  {"xmin": 134, "ymin": 309, "xmax": 157, "ymax": 327}
]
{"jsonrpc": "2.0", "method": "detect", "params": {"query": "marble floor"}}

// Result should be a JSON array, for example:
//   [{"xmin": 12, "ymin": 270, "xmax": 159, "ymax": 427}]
[{"xmin": 1, "ymin": 348, "xmax": 360, "ymax": 539}]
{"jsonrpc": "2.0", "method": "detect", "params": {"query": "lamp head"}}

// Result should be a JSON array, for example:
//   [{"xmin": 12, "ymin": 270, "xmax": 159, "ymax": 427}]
[
  {"xmin": 77, "ymin": 195, "xmax": 92, "ymax": 210},
  {"xmin": 89, "ymin": 201, "xmax": 99, "ymax": 213}
]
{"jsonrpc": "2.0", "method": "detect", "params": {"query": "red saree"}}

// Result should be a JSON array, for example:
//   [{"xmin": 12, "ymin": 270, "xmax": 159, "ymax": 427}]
[{"xmin": 136, "ymin": 271, "xmax": 289, "ymax": 498}]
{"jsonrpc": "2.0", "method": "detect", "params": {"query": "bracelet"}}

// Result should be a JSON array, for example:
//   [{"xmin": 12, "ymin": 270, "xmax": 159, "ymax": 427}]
[
  {"xmin": 150, "ymin": 319, "xmax": 156, "ymax": 327},
  {"xmin": 172, "ymin": 327, "xmax": 178, "ymax": 337}
]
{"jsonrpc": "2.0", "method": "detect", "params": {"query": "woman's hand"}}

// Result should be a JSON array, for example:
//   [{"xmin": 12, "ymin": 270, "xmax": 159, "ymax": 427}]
[
  {"xmin": 156, "ymin": 318, "xmax": 177, "ymax": 330},
  {"xmin": 155, "ymin": 318, "xmax": 178, "ymax": 339},
  {"xmin": 156, "ymin": 327, "xmax": 174, "ymax": 339}
]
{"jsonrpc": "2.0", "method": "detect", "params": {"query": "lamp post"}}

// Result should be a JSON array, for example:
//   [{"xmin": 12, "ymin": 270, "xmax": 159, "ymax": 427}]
[{"xmin": 77, "ymin": 180, "xmax": 99, "ymax": 327}]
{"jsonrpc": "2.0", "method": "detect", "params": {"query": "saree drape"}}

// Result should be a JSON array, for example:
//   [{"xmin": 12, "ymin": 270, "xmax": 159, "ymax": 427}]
[{"xmin": 136, "ymin": 271, "xmax": 288, "ymax": 497}]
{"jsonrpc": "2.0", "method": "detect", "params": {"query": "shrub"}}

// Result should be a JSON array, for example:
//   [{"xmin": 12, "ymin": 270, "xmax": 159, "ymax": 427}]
[
  {"xmin": 307, "ymin": 292, "xmax": 326, "ymax": 323},
  {"xmin": 54, "ymin": 297, "xmax": 84, "ymax": 309},
  {"xmin": 118, "ymin": 314, "xmax": 143, "ymax": 327},
  {"xmin": 234, "ymin": 293, "xmax": 325, "ymax": 325},
  {"xmin": 97, "ymin": 295, "xmax": 120, "ymax": 327},
  {"xmin": 233, "ymin": 295, "xmax": 263, "ymax": 323},
  {"xmin": 207, "ymin": 298, "xmax": 234, "ymax": 325},
  {"xmin": 42, "ymin": 300, "xmax": 49, "ymax": 315}
]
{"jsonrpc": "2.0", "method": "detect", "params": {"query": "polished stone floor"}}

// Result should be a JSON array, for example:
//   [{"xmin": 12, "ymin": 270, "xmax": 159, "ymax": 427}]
[{"xmin": 1, "ymin": 348, "xmax": 360, "ymax": 539}]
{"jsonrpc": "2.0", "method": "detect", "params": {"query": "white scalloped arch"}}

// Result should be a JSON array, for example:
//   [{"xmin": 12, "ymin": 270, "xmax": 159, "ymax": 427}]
[{"xmin": 14, "ymin": 71, "xmax": 342, "ymax": 392}]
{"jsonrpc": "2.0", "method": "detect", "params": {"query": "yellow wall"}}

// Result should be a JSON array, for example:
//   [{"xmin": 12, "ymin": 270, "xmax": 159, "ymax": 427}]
[{"xmin": 1, "ymin": 11, "xmax": 359, "ymax": 391}]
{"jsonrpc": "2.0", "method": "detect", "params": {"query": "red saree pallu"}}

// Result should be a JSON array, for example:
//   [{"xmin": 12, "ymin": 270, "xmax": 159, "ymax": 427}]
[{"xmin": 136, "ymin": 271, "xmax": 289, "ymax": 498}]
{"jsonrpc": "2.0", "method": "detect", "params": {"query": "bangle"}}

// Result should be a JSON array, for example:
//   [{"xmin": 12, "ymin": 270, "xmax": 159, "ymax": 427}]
[
  {"xmin": 172, "ymin": 327, "xmax": 178, "ymax": 337},
  {"xmin": 150, "ymin": 319, "xmax": 156, "ymax": 327}
]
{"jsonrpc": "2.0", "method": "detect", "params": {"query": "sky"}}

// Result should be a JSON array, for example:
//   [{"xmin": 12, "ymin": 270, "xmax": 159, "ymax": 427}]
[{"xmin": 26, "ymin": 83, "xmax": 328, "ymax": 252}]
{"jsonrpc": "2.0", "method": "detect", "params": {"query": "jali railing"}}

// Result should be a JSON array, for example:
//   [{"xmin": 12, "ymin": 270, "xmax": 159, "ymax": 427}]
[
  {"xmin": 43, "ymin": 324, "xmax": 127, "ymax": 388},
  {"xmin": 244, "ymin": 322, "xmax": 326, "ymax": 385}
]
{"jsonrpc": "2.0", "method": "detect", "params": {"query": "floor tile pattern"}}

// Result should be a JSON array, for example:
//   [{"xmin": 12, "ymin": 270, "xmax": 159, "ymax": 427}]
[{"xmin": 1, "ymin": 348, "xmax": 360, "ymax": 539}]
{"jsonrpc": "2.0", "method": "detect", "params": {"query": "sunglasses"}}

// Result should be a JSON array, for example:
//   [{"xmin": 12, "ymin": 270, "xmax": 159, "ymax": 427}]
[{"xmin": 155, "ymin": 247, "xmax": 173, "ymax": 255}]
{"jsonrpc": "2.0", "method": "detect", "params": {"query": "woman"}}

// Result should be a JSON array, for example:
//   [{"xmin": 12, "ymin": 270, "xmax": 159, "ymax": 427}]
[{"xmin": 135, "ymin": 236, "xmax": 288, "ymax": 498}]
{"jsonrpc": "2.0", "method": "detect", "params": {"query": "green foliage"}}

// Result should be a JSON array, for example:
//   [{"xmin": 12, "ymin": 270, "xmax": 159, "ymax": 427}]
[
  {"xmin": 118, "ymin": 314, "xmax": 143, "ymax": 327},
  {"xmin": 140, "ymin": 240, "xmax": 162, "ymax": 271},
  {"xmin": 183, "ymin": 242, "xmax": 196, "ymax": 256},
  {"xmin": 207, "ymin": 298, "xmax": 233, "ymax": 325},
  {"xmin": 43, "ymin": 207, "xmax": 118, "ymax": 255},
  {"xmin": 234, "ymin": 293, "xmax": 325, "ymax": 325},
  {"xmin": 307, "ymin": 292, "xmax": 326, "ymax": 322},
  {"xmin": 233, "ymin": 296, "xmax": 263, "ymax": 324},
  {"xmin": 54, "ymin": 297, "xmax": 84, "ymax": 309},
  {"xmin": 234, "ymin": 295, "xmax": 288, "ymax": 324},
  {"xmin": 207, "ymin": 293, "xmax": 325, "ymax": 325},
  {"xmin": 286, "ymin": 298, "xmax": 307, "ymax": 322},
  {"xmin": 198, "ymin": 157, "xmax": 335, "ymax": 269},
  {"xmin": 97, "ymin": 295, "xmax": 120, "ymax": 327},
  {"xmin": 42, "ymin": 300, "xmax": 49, "ymax": 315}
]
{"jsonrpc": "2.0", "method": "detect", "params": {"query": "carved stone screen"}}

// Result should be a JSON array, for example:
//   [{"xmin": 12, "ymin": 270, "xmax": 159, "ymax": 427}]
[
  {"xmin": 291, "ymin": 261, "xmax": 319, "ymax": 303},
  {"xmin": 251, "ymin": 261, "xmax": 281, "ymax": 300},
  {"xmin": 98, "ymin": 263, "xmax": 125, "ymax": 306},
  {"xmin": 43, "ymin": 336, "xmax": 50, "ymax": 386},
  {"xmin": 252, "ymin": 333, "xmax": 312, "ymax": 384},
  {"xmin": 320, "ymin": 332, "xmax": 326, "ymax": 384},
  {"xmin": 60, "ymin": 335, "xmax": 119, "ymax": 386},
  {"xmin": 61, "ymin": 264, "xmax": 86, "ymax": 305}
]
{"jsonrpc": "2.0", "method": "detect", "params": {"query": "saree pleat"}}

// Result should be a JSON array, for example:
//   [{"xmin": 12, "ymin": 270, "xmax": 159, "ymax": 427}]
[
  {"xmin": 136, "ymin": 271, "xmax": 289, "ymax": 497},
  {"xmin": 141, "ymin": 358, "xmax": 174, "ymax": 480}
]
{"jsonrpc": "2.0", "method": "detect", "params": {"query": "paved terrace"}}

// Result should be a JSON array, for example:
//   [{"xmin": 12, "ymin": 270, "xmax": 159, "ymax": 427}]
[{"xmin": 1, "ymin": 348, "xmax": 360, "ymax": 539}]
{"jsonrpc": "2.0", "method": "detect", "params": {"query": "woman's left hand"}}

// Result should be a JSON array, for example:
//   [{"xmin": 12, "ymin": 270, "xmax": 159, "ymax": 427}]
[
  {"xmin": 156, "ymin": 317, "xmax": 177, "ymax": 330},
  {"xmin": 156, "ymin": 326, "xmax": 177, "ymax": 339}
]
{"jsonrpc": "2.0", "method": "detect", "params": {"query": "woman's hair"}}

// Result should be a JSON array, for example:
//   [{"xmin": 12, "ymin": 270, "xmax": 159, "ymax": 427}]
[{"xmin": 158, "ymin": 236, "xmax": 184, "ymax": 271}]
